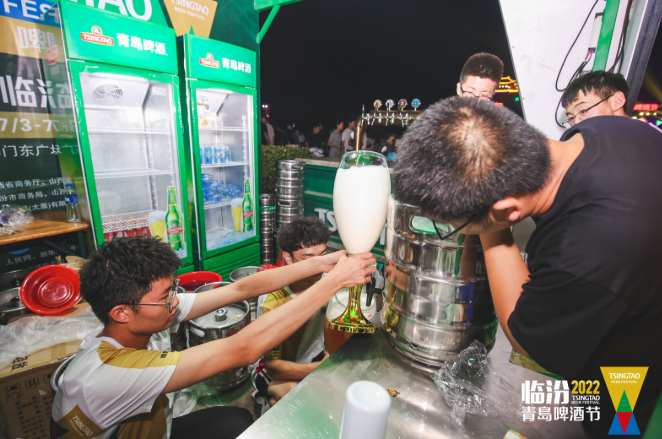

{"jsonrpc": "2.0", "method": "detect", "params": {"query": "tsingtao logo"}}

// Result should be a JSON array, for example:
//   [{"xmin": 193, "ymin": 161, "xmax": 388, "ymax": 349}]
[
  {"xmin": 80, "ymin": 26, "xmax": 114, "ymax": 46},
  {"xmin": 199, "ymin": 52, "xmax": 220, "ymax": 68},
  {"xmin": 601, "ymin": 367, "xmax": 648, "ymax": 435}
]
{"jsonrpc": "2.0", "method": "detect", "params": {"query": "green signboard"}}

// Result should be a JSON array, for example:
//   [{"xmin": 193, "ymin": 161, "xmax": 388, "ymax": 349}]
[
  {"xmin": 67, "ymin": 0, "xmax": 168, "ymax": 25},
  {"xmin": 183, "ymin": 34, "xmax": 257, "ymax": 87},
  {"xmin": 58, "ymin": 1, "xmax": 178, "ymax": 74}
]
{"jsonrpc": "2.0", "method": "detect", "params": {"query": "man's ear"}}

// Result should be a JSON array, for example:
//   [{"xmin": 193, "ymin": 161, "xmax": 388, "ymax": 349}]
[
  {"xmin": 282, "ymin": 252, "xmax": 294, "ymax": 265},
  {"xmin": 611, "ymin": 91, "xmax": 627, "ymax": 113},
  {"xmin": 108, "ymin": 305, "xmax": 132, "ymax": 324},
  {"xmin": 456, "ymin": 82, "xmax": 463, "ymax": 96},
  {"xmin": 492, "ymin": 196, "xmax": 523, "ymax": 222}
]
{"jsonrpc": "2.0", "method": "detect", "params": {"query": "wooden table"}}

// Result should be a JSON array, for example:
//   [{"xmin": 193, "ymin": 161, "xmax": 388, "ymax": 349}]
[{"xmin": 0, "ymin": 211, "xmax": 90, "ymax": 257}]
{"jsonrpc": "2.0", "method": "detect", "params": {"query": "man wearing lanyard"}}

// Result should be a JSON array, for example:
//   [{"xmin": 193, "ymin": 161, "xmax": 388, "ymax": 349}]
[{"xmin": 393, "ymin": 96, "xmax": 662, "ymax": 436}]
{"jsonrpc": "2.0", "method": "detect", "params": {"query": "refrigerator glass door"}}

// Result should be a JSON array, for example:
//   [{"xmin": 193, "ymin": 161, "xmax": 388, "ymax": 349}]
[
  {"xmin": 194, "ymin": 87, "xmax": 256, "ymax": 252},
  {"xmin": 76, "ymin": 70, "xmax": 188, "ymax": 259}
]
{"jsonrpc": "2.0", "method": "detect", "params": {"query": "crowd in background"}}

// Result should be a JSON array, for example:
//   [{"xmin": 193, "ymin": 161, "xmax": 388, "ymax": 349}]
[{"xmin": 261, "ymin": 115, "xmax": 402, "ymax": 161}]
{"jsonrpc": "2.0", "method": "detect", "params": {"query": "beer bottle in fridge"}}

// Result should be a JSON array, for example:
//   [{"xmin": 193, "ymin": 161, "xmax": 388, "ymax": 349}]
[
  {"xmin": 242, "ymin": 179, "xmax": 254, "ymax": 232},
  {"xmin": 165, "ymin": 186, "xmax": 184, "ymax": 250}
]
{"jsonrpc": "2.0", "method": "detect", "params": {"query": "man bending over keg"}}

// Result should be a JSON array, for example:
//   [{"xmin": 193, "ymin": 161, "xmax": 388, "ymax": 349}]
[
  {"xmin": 393, "ymin": 97, "xmax": 662, "ymax": 436},
  {"xmin": 51, "ymin": 235, "xmax": 374, "ymax": 439},
  {"xmin": 254, "ymin": 217, "xmax": 332, "ymax": 408}
]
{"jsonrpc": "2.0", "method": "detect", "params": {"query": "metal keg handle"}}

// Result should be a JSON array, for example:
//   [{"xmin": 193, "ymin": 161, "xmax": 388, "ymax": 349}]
[{"xmin": 365, "ymin": 276, "xmax": 381, "ymax": 307}]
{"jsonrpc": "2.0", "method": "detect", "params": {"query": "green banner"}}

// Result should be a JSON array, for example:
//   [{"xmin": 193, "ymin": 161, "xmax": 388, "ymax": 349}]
[
  {"xmin": 67, "ymin": 0, "xmax": 167, "ymax": 26},
  {"xmin": 59, "ymin": 1, "xmax": 178, "ymax": 74},
  {"xmin": 184, "ymin": 34, "xmax": 256, "ymax": 87}
]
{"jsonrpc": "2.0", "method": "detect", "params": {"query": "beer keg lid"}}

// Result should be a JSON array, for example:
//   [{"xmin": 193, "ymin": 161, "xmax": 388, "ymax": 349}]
[{"xmin": 191, "ymin": 304, "xmax": 246, "ymax": 329}]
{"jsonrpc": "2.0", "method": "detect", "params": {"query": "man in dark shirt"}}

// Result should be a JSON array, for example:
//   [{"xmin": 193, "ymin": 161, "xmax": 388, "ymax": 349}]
[
  {"xmin": 305, "ymin": 122, "xmax": 324, "ymax": 157},
  {"xmin": 394, "ymin": 96, "xmax": 662, "ymax": 437}
]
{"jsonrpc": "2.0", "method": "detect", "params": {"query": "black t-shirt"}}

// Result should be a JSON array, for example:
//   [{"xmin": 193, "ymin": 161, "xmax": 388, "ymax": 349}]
[
  {"xmin": 508, "ymin": 116, "xmax": 662, "ymax": 435},
  {"xmin": 306, "ymin": 131, "xmax": 323, "ymax": 149}
]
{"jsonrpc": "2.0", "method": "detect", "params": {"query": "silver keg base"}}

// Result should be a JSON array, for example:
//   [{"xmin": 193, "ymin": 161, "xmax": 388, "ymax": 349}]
[
  {"xmin": 381, "ymin": 301, "xmax": 498, "ymax": 367},
  {"xmin": 203, "ymin": 366, "xmax": 250, "ymax": 392}
]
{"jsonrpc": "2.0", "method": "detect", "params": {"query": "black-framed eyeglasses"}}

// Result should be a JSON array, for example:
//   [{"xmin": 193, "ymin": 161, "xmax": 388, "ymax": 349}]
[
  {"xmin": 124, "ymin": 278, "xmax": 179, "ymax": 313},
  {"xmin": 562, "ymin": 94, "xmax": 614, "ymax": 128},
  {"xmin": 460, "ymin": 86, "xmax": 494, "ymax": 101},
  {"xmin": 432, "ymin": 215, "xmax": 477, "ymax": 241}
]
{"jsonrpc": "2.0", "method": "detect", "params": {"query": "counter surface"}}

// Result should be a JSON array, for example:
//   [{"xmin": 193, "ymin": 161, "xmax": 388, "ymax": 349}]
[{"xmin": 239, "ymin": 325, "xmax": 590, "ymax": 439}]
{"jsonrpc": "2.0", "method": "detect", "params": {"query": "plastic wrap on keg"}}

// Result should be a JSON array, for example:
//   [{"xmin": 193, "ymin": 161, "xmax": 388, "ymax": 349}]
[{"xmin": 431, "ymin": 340, "xmax": 522, "ymax": 425}]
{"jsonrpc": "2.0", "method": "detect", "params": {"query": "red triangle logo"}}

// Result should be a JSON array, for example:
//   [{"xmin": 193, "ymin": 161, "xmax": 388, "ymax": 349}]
[{"xmin": 617, "ymin": 412, "xmax": 632, "ymax": 431}]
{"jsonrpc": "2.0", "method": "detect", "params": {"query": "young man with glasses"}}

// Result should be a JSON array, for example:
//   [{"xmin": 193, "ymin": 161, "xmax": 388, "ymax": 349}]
[
  {"xmin": 254, "ymin": 217, "xmax": 333, "ymax": 408},
  {"xmin": 561, "ymin": 70, "xmax": 629, "ymax": 128},
  {"xmin": 51, "ymin": 235, "xmax": 375, "ymax": 439},
  {"xmin": 456, "ymin": 52, "xmax": 504, "ymax": 101},
  {"xmin": 393, "ymin": 97, "xmax": 662, "ymax": 436}
]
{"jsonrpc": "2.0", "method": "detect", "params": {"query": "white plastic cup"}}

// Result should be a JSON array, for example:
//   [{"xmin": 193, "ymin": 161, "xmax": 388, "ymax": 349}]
[{"xmin": 339, "ymin": 381, "xmax": 391, "ymax": 439}]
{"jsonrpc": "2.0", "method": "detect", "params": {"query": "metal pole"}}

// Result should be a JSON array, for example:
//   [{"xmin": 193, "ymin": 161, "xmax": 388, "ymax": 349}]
[{"xmin": 257, "ymin": 5, "xmax": 281, "ymax": 44}]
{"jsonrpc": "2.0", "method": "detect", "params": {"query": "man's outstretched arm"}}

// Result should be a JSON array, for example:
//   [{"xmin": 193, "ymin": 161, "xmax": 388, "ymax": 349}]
[{"xmin": 480, "ymin": 228, "xmax": 530, "ymax": 356}]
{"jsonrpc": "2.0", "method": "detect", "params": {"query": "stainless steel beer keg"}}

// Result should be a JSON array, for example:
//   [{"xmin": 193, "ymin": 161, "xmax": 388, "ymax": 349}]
[{"xmin": 382, "ymin": 196, "xmax": 498, "ymax": 367}]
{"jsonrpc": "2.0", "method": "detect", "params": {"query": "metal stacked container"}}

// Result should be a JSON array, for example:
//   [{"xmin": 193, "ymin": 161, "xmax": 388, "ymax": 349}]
[
  {"xmin": 259, "ymin": 194, "xmax": 276, "ymax": 264},
  {"xmin": 275, "ymin": 160, "xmax": 305, "ymax": 230},
  {"xmin": 382, "ymin": 196, "xmax": 498, "ymax": 367}
]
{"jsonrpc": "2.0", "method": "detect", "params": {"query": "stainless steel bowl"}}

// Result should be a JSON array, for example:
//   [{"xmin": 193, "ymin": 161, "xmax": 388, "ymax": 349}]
[
  {"xmin": 276, "ymin": 160, "xmax": 305, "ymax": 171},
  {"xmin": 229, "ymin": 266, "xmax": 264, "ymax": 282},
  {"xmin": 0, "ymin": 287, "xmax": 29, "ymax": 325},
  {"xmin": 50, "ymin": 354, "xmax": 76, "ymax": 394},
  {"xmin": 188, "ymin": 298, "xmax": 251, "ymax": 392}
]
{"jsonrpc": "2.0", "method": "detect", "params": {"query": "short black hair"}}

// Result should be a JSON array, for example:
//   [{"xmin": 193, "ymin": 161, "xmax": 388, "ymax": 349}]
[
  {"xmin": 460, "ymin": 53, "xmax": 504, "ymax": 84},
  {"xmin": 561, "ymin": 70, "xmax": 629, "ymax": 108},
  {"xmin": 393, "ymin": 97, "xmax": 550, "ymax": 223},
  {"xmin": 277, "ymin": 217, "xmax": 331, "ymax": 255},
  {"xmin": 79, "ymin": 236, "xmax": 181, "ymax": 325}
]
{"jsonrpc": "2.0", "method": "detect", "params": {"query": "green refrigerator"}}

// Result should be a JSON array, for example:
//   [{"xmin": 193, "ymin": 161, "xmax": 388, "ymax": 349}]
[
  {"xmin": 42, "ymin": 1, "xmax": 193, "ymax": 272},
  {"xmin": 178, "ymin": 34, "xmax": 260, "ymax": 278}
]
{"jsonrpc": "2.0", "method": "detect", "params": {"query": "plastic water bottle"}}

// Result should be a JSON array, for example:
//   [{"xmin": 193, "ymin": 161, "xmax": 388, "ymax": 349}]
[{"xmin": 64, "ymin": 184, "xmax": 81, "ymax": 223}]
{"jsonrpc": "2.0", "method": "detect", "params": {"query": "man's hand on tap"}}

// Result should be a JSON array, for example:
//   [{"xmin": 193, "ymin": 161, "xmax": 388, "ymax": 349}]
[{"xmin": 326, "ymin": 252, "xmax": 376, "ymax": 289}]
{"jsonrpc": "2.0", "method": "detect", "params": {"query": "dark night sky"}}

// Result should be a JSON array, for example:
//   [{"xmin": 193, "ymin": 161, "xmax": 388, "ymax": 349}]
[{"xmin": 259, "ymin": 0, "xmax": 662, "ymax": 133}]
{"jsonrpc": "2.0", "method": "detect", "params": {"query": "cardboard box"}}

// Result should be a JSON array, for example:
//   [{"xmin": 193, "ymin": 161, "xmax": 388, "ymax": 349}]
[{"xmin": 0, "ymin": 340, "xmax": 81, "ymax": 439}]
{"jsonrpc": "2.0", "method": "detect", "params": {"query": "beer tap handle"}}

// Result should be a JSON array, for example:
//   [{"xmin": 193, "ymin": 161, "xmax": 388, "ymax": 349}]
[{"xmin": 366, "ymin": 276, "xmax": 378, "ymax": 308}]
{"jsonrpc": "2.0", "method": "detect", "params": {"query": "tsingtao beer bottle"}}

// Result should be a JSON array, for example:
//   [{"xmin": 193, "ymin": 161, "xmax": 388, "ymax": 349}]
[
  {"xmin": 165, "ymin": 186, "xmax": 184, "ymax": 250},
  {"xmin": 242, "ymin": 179, "xmax": 254, "ymax": 232}
]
